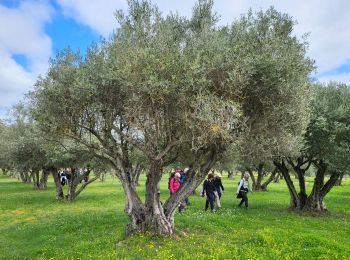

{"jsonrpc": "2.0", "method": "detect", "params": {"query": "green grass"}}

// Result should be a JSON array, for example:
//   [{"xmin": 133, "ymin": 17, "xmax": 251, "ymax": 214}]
[{"xmin": 0, "ymin": 174, "xmax": 349, "ymax": 259}]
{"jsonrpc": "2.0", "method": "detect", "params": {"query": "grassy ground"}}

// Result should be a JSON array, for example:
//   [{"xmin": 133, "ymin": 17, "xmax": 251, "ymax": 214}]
[{"xmin": 0, "ymin": 174, "xmax": 349, "ymax": 259}]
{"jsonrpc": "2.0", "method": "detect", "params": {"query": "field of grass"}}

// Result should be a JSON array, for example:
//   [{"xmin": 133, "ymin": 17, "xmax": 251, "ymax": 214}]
[{"xmin": 0, "ymin": 174, "xmax": 349, "ymax": 259}]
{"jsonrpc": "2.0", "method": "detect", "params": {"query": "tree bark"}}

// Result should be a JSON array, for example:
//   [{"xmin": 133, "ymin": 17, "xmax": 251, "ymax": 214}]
[
  {"xmin": 67, "ymin": 168, "xmax": 81, "ymax": 201},
  {"xmin": 143, "ymin": 160, "xmax": 173, "ymax": 235},
  {"xmin": 246, "ymin": 167, "xmax": 256, "ymax": 190},
  {"xmin": 274, "ymin": 159, "xmax": 299, "ymax": 209},
  {"xmin": 39, "ymin": 168, "xmax": 50, "ymax": 190},
  {"xmin": 261, "ymin": 167, "xmax": 278, "ymax": 191},
  {"xmin": 52, "ymin": 168, "xmax": 64, "ymax": 200},
  {"xmin": 334, "ymin": 172, "xmax": 344, "ymax": 186},
  {"xmin": 20, "ymin": 172, "xmax": 32, "ymax": 183},
  {"xmin": 254, "ymin": 163, "xmax": 264, "ymax": 191},
  {"xmin": 132, "ymin": 163, "xmax": 142, "ymax": 187},
  {"xmin": 287, "ymin": 157, "xmax": 312, "ymax": 208},
  {"xmin": 32, "ymin": 169, "xmax": 40, "ymax": 189}
]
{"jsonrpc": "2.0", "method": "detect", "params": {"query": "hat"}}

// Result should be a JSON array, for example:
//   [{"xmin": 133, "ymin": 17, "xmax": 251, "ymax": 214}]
[{"xmin": 175, "ymin": 172, "xmax": 181, "ymax": 178}]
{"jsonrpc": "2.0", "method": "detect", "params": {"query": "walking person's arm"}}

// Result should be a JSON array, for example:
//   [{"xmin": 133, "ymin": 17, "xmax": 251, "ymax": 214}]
[
  {"xmin": 248, "ymin": 180, "xmax": 253, "ymax": 193},
  {"xmin": 219, "ymin": 179, "xmax": 224, "ymax": 191},
  {"xmin": 236, "ymin": 179, "xmax": 243, "ymax": 194}
]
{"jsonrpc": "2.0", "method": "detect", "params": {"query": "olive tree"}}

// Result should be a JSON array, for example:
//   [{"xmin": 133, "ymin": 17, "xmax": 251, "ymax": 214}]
[
  {"xmin": 274, "ymin": 82, "xmax": 350, "ymax": 211},
  {"xmin": 30, "ymin": 0, "xmax": 245, "ymax": 236},
  {"xmin": 30, "ymin": 1, "xmax": 314, "ymax": 235},
  {"xmin": 232, "ymin": 8, "xmax": 314, "ymax": 191}
]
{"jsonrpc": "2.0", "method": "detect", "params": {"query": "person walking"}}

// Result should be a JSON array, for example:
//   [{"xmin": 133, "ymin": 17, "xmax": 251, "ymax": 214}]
[
  {"xmin": 236, "ymin": 173, "xmax": 253, "ymax": 208},
  {"xmin": 213, "ymin": 173, "xmax": 224, "ymax": 208},
  {"xmin": 202, "ymin": 173, "xmax": 216, "ymax": 212}
]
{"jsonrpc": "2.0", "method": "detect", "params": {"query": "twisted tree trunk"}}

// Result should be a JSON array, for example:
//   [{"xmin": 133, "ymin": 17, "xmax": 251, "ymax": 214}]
[
  {"xmin": 334, "ymin": 173, "xmax": 344, "ymax": 186},
  {"xmin": 52, "ymin": 168, "xmax": 64, "ymax": 200},
  {"xmin": 261, "ymin": 167, "xmax": 278, "ymax": 191},
  {"xmin": 275, "ymin": 158, "xmax": 339, "ymax": 212},
  {"xmin": 255, "ymin": 163, "xmax": 264, "ymax": 191},
  {"xmin": 246, "ymin": 167, "xmax": 256, "ymax": 190},
  {"xmin": 120, "ymin": 148, "xmax": 218, "ymax": 237},
  {"xmin": 39, "ymin": 168, "xmax": 50, "ymax": 190},
  {"xmin": 32, "ymin": 169, "xmax": 40, "ymax": 190},
  {"xmin": 274, "ymin": 159, "xmax": 299, "ymax": 209}
]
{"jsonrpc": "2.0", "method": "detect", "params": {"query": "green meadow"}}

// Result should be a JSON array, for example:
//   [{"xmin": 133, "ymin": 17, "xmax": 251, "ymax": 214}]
[{"xmin": 0, "ymin": 175, "xmax": 349, "ymax": 259}]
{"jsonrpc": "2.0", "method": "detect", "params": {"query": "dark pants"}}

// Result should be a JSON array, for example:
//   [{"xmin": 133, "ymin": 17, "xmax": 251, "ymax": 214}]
[
  {"xmin": 216, "ymin": 188, "xmax": 222, "ymax": 198},
  {"xmin": 239, "ymin": 190, "xmax": 249, "ymax": 208},
  {"xmin": 205, "ymin": 193, "xmax": 215, "ymax": 211}
]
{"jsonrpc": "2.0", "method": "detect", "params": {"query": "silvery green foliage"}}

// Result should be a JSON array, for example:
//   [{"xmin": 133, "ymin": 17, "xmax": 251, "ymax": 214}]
[
  {"xmin": 232, "ymin": 8, "xmax": 315, "ymax": 166},
  {"xmin": 305, "ymin": 82, "xmax": 350, "ymax": 173}
]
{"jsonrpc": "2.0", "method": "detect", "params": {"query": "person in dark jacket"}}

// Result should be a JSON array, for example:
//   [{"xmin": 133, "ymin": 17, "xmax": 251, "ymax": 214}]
[
  {"xmin": 202, "ymin": 174, "xmax": 216, "ymax": 212},
  {"xmin": 213, "ymin": 173, "xmax": 225, "ymax": 198}
]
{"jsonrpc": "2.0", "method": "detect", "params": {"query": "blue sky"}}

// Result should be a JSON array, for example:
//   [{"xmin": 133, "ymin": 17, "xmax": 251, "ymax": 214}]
[{"xmin": 1, "ymin": 0, "xmax": 350, "ymax": 119}]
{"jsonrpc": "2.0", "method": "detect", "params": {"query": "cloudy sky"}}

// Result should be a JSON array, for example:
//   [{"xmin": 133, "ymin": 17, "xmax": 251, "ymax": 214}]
[{"xmin": 1, "ymin": 0, "xmax": 350, "ymax": 119}]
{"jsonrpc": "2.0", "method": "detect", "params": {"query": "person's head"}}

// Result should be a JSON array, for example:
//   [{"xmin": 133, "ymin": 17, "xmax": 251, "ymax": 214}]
[
  {"xmin": 207, "ymin": 173, "xmax": 214, "ymax": 180},
  {"xmin": 175, "ymin": 172, "xmax": 181, "ymax": 179},
  {"xmin": 244, "ymin": 173, "xmax": 250, "ymax": 180},
  {"xmin": 176, "ymin": 166, "xmax": 182, "ymax": 172}
]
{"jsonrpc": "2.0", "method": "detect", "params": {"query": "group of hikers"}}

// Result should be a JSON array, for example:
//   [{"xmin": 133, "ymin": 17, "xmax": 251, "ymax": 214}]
[
  {"xmin": 59, "ymin": 167, "xmax": 91, "ymax": 186},
  {"xmin": 168, "ymin": 167, "xmax": 252, "ymax": 213}
]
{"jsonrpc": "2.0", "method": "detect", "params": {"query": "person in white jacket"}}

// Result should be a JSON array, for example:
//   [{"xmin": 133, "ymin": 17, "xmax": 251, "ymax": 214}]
[{"xmin": 236, "ymin": 173, "xmax": 253, "ymax": 208}]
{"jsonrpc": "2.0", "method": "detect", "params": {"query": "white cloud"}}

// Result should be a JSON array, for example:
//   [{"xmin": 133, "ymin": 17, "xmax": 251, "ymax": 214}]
[
  {"xmin": 57, "ymin": 0, "xmax": 127, "ymax": 37},
  {"xmin": 0, "ymin": 1, "xmax": 53, "ymax": 118},
  {"xmin": 212, "ymin": 0, "xmax": 350, "ymax": 75},
  {"xmin": 318, "ymin": 72, "xmax": 350, "ymax": 85}
]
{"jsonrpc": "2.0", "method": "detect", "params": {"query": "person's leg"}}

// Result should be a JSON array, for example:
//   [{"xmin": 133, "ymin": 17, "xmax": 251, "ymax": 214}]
[
  {"xmin": 210, "ymin": 198, "xmax": 215, "ymax": 211},
  {"xmin": 238, "ymin": 192, "xmax": 244, "ymax": 207},
  {"xmin": 208, "ymin": 193, "xmax": 215, "ymax": 211},
  {"xmin": 242, "ymin": 192, "xmax": 248, "ymax": 208},
  {"xmin": 205, "ymin": 198, "xmax": 209, "ymax": 211}
]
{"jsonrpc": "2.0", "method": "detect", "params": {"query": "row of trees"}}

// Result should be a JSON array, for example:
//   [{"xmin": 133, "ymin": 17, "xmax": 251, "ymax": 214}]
[{"xmin": 1, "ymin": 0, "xmax": 349, "ymax": 236}]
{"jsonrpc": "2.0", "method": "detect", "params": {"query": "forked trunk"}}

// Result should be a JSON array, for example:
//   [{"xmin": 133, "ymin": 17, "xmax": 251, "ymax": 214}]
[{"xmin": 144, "ymin": 161, "xmax": 173, "ymax": 235}]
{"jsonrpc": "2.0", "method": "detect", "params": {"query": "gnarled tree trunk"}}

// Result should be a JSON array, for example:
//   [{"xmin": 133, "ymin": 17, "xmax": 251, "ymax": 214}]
[
  {"xmin": 246, "ymin": 167, "xmax": 256, "ymax": 190},
  {"xmin": 32, "ymin": 169, "xmax": 40, "ymax": 189},
  {"xmin": 334, "ymin": 172, "xmax": 344, "ymax": 186},
  {"xmin": 39, "ymin": 168, "xmax": 50, "ymax": 190},
  {"xmin": 119, "ymin": 148, "xmax": 218, "ymax": 237},
  {"xmin": 261, "ymin": 167, "xmax": 278, "ymax": 191},
  {"xmin": 274, "ymin": 159, "xmax": 300, "ymax": 209},
  {"xmin": 275, "ymin": 158, "xmax": 340, "ymax": 212},
  {"xmin": 144, "ymin": 161, "xmax": 173, "ymax": 235},
  {"xmin": 255, "ymin": 163, "xmax": 264, "ymax": 191},
  {"xmin": 52, "ymin": 168, "xmax": 64, "ymax": 200},
  {"xmin": 20, "ymin": 172, "xmax": 32, "ymax": 183}
]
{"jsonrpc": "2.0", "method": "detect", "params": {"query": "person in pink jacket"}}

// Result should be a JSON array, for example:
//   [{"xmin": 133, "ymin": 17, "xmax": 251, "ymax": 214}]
[{"xmin": 170, "ymin": 172, "xmax": 181, "ymax": 194}]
